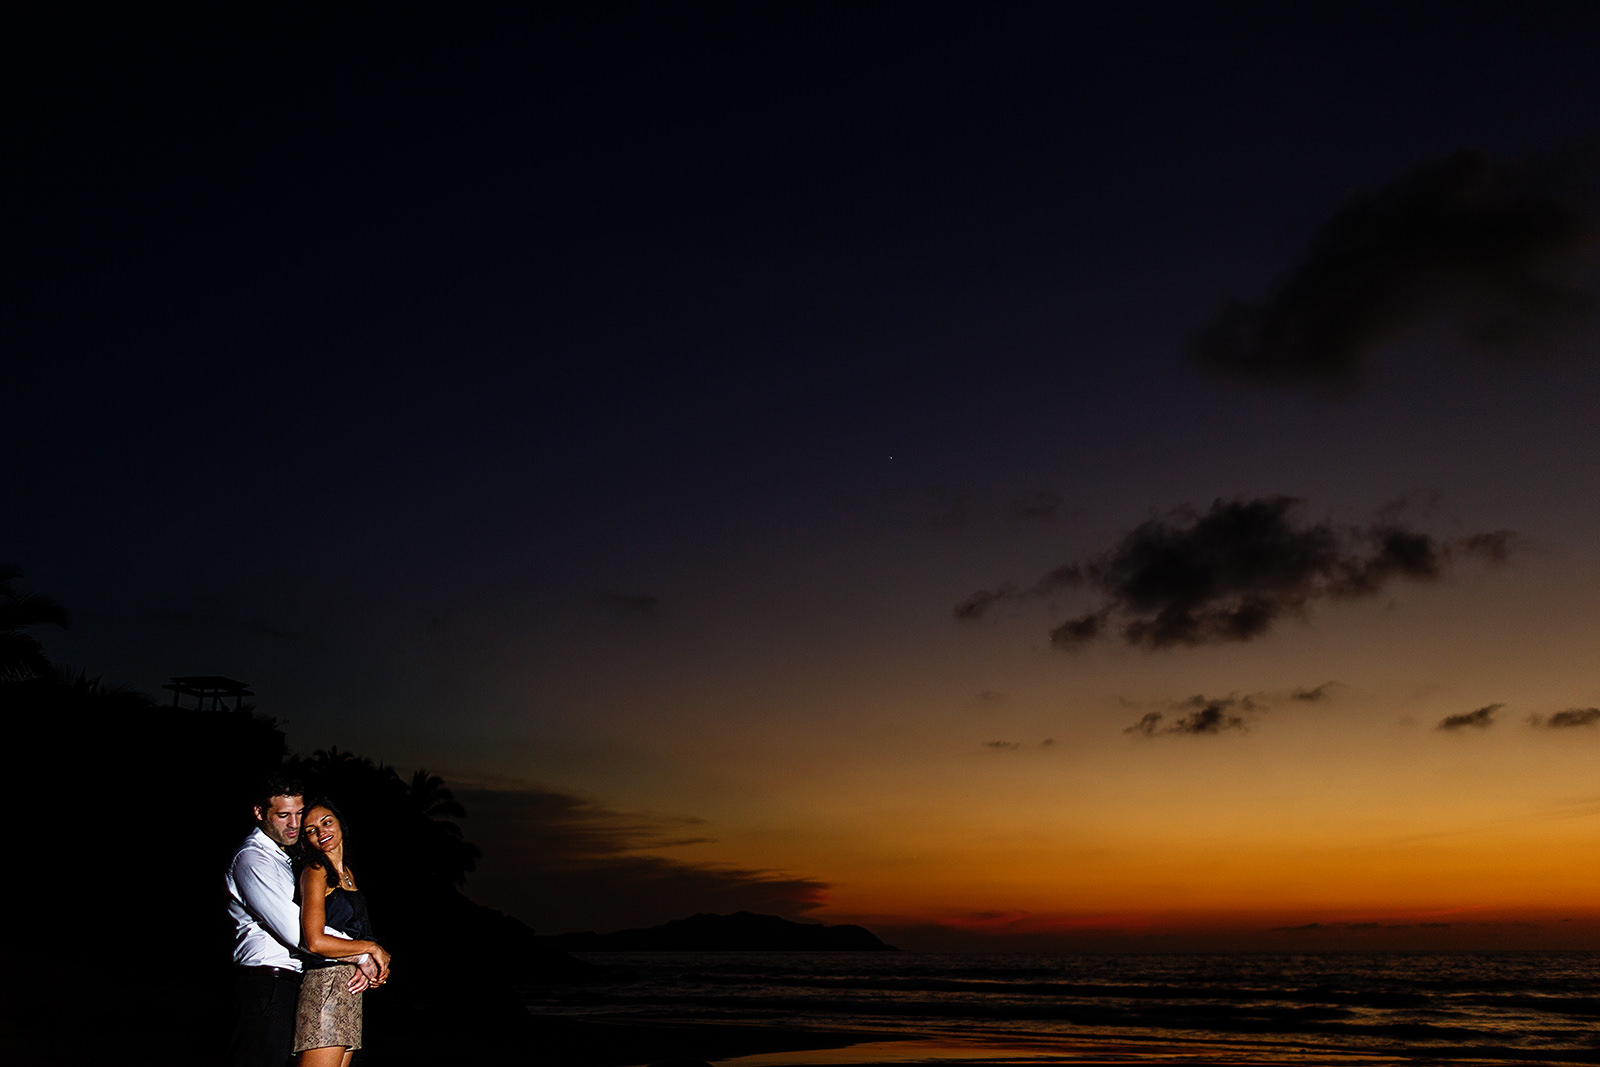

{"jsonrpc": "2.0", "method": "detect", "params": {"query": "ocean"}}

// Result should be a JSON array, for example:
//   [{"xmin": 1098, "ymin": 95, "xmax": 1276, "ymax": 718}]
[{"xmin": 520, "ymin": 951, "xmax": 1600, "ymax": 1063}]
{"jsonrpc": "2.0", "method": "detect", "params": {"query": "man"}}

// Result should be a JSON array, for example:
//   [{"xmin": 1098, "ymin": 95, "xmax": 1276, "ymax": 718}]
[{"xmin": 226, "ymin": 777, "xmax": 372, "ymax": 1067}]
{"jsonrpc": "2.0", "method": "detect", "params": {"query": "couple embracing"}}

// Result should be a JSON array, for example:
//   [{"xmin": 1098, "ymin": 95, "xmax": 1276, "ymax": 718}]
[{"xmin": 226, "ymin": 777, "xmax": 394, "ymax": 1067}]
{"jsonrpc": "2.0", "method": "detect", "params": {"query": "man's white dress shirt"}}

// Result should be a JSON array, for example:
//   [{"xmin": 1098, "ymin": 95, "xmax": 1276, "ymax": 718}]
[{"xmin": 226, "ymin": 827, "xmax": 304, "ymax": 972}]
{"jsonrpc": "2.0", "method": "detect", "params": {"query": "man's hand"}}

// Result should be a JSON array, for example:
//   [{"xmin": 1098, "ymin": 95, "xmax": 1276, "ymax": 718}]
[
  {"xmin": 347, "ymin": 956, "xmax": 379, "ymax": 994},
  {"xmin": 369, "ymin": 945, "xmax": 392, "ymax": 985}
]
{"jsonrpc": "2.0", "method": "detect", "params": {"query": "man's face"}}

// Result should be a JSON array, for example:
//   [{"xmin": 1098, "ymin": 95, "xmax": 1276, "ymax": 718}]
[{"xmin": 255, "ymin": 794, "xmax": 305, "ymax": 849}]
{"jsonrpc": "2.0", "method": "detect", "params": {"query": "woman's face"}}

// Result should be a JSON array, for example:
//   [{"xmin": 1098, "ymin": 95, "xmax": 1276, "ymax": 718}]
[{"xmin": 304, "ymin": 807, "xmax": 342, "ymax": 854}]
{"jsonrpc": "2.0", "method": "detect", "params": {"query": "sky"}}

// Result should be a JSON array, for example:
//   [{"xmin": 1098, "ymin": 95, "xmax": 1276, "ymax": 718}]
[{"xmin": 10, "ymin": 4, "xmax": 1600, "ymax": 951}]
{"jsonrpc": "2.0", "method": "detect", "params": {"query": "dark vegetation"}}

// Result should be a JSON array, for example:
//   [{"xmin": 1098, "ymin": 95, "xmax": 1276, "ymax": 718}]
[
  {"xmin": 1, "ymin": 567, "xmax": 895, "ymax": 1064},
  {"xmin": 0, "ymin": 567, "xmax": 590, "ymax": 1063}
]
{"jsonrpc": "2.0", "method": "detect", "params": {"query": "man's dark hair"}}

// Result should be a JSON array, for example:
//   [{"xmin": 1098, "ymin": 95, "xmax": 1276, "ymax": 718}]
[{"xmin": 253, "ymin": 775, "xmax": 305, "ymax": 812}]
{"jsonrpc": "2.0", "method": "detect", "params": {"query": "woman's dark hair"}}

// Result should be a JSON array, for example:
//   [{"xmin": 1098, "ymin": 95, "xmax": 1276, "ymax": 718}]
[{"xmin": 293, "ymin": 797, "xmax": 351, "ymax": 890}]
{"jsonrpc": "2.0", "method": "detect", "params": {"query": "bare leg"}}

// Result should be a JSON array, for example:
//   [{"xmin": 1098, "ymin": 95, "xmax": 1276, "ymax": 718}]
[{"xmin": 296, "ymin": 1046, "xmax": 350, "ymax": 1067}]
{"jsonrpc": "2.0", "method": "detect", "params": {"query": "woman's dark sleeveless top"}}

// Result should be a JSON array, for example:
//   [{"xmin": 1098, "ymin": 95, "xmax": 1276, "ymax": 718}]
[{"xmin": 324, "ymin": 886, "xmax": 372, "ymax": 940}]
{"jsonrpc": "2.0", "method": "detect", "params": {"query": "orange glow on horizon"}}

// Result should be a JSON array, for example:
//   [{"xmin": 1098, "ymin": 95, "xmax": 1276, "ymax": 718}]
[{"xmin": 816, "ymin": 902, "xmax": 1600, "ymax": 951}]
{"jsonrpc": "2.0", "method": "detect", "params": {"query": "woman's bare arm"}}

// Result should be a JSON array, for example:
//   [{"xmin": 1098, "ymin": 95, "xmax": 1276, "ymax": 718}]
[{"xmin": 297, "ymin": 866, "xmax": 392, "ymax": 979}]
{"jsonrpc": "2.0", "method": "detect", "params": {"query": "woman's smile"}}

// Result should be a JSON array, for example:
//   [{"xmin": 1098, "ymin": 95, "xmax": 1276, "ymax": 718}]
[{"xmin": 305, "ymin": 807, "xmax": 342, "ymax": 852}]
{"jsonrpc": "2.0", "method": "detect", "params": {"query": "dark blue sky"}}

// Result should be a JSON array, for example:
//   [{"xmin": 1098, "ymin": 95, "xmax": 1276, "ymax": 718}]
[{"xmin": 11, "ymin": 4, "xmax": 1600, "ymax": 941}]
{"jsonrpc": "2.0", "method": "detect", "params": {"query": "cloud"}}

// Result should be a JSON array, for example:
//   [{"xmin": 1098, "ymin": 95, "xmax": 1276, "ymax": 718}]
[
  {"xmin": 959, "ymin": 496, "xmax": 1512, "ymax": 649},
  {"xmin": 1536, "ymin": 706, "xmax": 1600, "ymax": 728},
  {"xmin": 956, "ymin": 562, "xmax": 1087, "ymax": 623},
  {"xmin": 954, "ymin": 584, "xmax": 1018, "ymax": 622},
  {"xmin": 1124, "ymin": 693, "xmax": 1255, "ymax": 737},
  {"xmin": 1290, "ymin": 681, "xmax": 1342, "ymax": 702},
  {"xmin": 968, "ymin": 690, "xmax": 1014, "ymax": 711},
  {"xmin": 1124, "ymin": 712, "xmax": 1165, "ymax": 737},
  {"xmin": 1014, "ymin": 489, "xmax": 1063, "ymax": 521},
  {"xmin": 1458, "ymin": 530, "xmax": 1518, "ymax": 565},
  {"xmin": 1438, "ymin": 703, "xmax": 1502, "ymax": 730},
  {"xmin": 1172, "ymin": 698, "xmax": 1251, "ymax": 734},
  {"xmin": 1190, "ymin": 148, "xmax": 1598, "ymax": 392},
  {"xmin": 1033, "ymin": 564, "xmax": 1087, "ymax": 595},
  {"xmin": 455, "ymin": 783, "xmax": 826, "ymax": 934},
  {"xmin": 981, "ymin": 738, "xmax": 1056, "ymax": 751}
]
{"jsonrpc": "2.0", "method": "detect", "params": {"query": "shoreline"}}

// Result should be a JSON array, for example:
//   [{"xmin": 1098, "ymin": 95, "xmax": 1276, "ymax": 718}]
[
  {"xmin": 361, "ymin": 1013, "xmax": 891, "ymax": 1067},
  {"xmin": 711, "ymin": 1032, "xmax": 1395, "ymax": 1067},
  {"xmin": 364, "ymin": 1011, "xmax": 1424, "ymax": 1067},
  {"xmin": 10, "ymin": 952, "xmax": 1595, "ymax": 1067}
]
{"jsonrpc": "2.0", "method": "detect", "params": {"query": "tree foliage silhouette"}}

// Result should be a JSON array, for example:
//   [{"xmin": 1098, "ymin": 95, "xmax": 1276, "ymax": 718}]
[
  {"xmin": 0, "ymin": 565, "xmax": 70, "ymax": 683},
  {"xmin": 288, "ymin": 748, "xmax": 483, "ymax": 952},
  {"xmin": 6, "ymin": 568, "xmax": 590, "ymax": 1017}
]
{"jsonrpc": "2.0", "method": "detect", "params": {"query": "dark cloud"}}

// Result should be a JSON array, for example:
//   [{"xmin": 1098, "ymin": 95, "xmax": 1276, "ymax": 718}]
[
  {"xmin": 1123, "ymin": 712, "xmax": 1165, "ymax": 737},
  {"xmin": 1124, "ymin": 694, "xmax": 1254, "ymax": 737},
  {"xmin": 1032, "ymin": 564, "xmax": 1086, "ymax": 595},
  {"xmin": 1537, "ymin": 706, "xmax": 1600, "ymax": 728},
  {"xmin": 599, "ymin": 590, "xmax": 660, "ymax": 615},
  {"xmin": 1290, "ymin": 681, "xmax": 1342, "ymax": 702},
  {"xmin": 1458, "ymin": 530, "xmax": 1518, "ymax": 565},
  {"xmin": 956, "ymin": 561, "xmax": 1086, "ymax": 623},
  {"xmin": 983, "ymin": 740, "xmax": 1022, "ymax": 750},
  {"xmin": 960, "ymin": 496, "xmax": 1512, "ymax": 649},
  {"xmin": 456, "ymin": 783, "xmax": 825, "ymax": 934},
  {"xmin": 1049, "ymin": 610, "xmax": 1106, "ymax": 645},
  {"xmin": 1013, "ymin": 489, "xmax": 1063, "ymax": 521},
  {"xmin": 1174, "ymin": 706, "xmax": 1244, "ymax": 734},
  {"xmin": 1190, "ymin": 148, "xmax": 1597, "ymax": 392},
  {"xmin": 954, "ymin": 585, "xmax": 1017, "ymax": 622},
  {"xmin": 1170, "ymin": 695, "xmax": 1251, "ymax": 734},
  {"xmin": 1438, "ymin": 703, "xmax": 1502, "ymax": 730}
]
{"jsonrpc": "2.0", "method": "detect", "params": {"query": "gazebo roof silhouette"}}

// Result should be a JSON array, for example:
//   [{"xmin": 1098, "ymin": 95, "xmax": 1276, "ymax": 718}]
[{"xmin": 163, "ymin": 675, "xmax": 254, "ymax": 712}]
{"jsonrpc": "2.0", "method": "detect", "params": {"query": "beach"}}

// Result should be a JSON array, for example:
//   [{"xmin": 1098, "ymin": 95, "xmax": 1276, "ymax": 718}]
[
  {"xmin": 13, "ymin": 950, "xmax": 1600, "ymax": 1065},
  {"xmin": 364, "ymin": 1013, "xmax": 1453, "ymax": 1067},
  {"xmin": 508, "ymin": 951, "xmax": 1600, "ymax": 1067},
  {"xmin": 363, "ymin": 1011, "xmax": 1394, "ymax": 1067}
]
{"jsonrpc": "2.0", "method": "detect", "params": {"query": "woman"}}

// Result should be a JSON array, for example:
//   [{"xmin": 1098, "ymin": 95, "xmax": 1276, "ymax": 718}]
[{"xmin": 293, "ymin": 800, "xmax": 392, "ymax": 1067}]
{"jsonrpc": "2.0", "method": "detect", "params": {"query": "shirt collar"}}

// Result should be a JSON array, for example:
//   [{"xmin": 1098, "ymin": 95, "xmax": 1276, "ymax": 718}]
[{"xmin": 248, "ymin": 825, "xmax": 292, "ymax": 858}]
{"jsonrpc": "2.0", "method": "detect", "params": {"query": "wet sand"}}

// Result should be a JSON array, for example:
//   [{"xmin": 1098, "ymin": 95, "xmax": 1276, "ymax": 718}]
[
  {"xmin": 364, "ymin": 1013, "xmax": 888, "ymax": 1067},
  {"xmin": 711, "ymin": 1033, "xmax": 1395, "ymax": 1067},
  {"xmin": 365, "ymin": 1008, "xmax": 1394, "ymax": 1067},
  {"xmin": 0, "ymin": 956, "xmax": 1424, "ymax": 1067}
]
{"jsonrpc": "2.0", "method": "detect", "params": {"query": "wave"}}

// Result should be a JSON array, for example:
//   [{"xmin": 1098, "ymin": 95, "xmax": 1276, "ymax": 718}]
[{"xmin": 519, "ymin": 951, "xmax": 1600, "ymax": 1062}]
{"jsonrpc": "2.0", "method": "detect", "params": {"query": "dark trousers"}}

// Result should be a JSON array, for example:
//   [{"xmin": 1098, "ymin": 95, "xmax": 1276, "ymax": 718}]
[{"xmin": 227, "ymin": 967, "xmax": 302, "ymax": 1067}]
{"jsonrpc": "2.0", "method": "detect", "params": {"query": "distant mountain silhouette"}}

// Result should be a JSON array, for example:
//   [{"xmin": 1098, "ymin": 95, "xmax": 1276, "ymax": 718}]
[{"xmin": 546, "ymin": 911, "xmax": 896, "ymax": 951}]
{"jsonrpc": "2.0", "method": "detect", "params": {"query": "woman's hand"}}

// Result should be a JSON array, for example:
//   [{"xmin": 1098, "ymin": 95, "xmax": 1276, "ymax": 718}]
[{"xmin": 369, "ymin": 943, "xmax": 392, "ymax": 984}]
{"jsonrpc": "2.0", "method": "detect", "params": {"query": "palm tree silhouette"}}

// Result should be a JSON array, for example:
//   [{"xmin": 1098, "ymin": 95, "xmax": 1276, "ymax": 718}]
[
  {"xmin": 292, "ymin": 749, "xmax": 480, "ymax": 895},
  {"xmin": 409, "ymin": 768, "xmax": 467, "ymax": 821},
  {"xmin": 407, "ymin": 768, "xmax": 478, "ymax": 887},
  {"xmin": 0, "ymin": 565, "xmax": 70, "ymax": 683}
]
